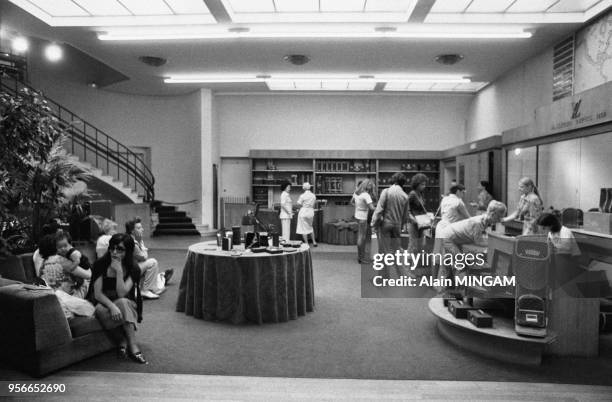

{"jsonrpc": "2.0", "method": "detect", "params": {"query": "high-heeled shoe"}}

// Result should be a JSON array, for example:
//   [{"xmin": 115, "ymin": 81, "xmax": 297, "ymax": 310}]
[
  {"xmin": 117, "ymin": 346, "xmax": 128, "ymax": 360},
  {"xmin": 128, "ymin": 351, "xmax": 148, "ymax": 364}
]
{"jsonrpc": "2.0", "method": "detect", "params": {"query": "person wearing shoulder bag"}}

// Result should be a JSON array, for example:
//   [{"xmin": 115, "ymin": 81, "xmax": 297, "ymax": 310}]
[
  {"xmin": 407, "ymin": 174, "xmax": 431, "ymax": 258},
  {"xmin": 371, "ymin": 173, "xmax": 409, "ymax": 257}
]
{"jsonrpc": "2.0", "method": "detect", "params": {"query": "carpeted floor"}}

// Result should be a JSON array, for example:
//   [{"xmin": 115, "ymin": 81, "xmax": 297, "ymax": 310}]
[{"xmin": 2, "ymin": 248, "xmax": 612, "ymax": 384}]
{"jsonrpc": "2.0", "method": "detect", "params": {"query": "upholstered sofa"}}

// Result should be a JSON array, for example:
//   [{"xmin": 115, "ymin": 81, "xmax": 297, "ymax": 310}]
[{"xmin": 0, "ymin": 253, "xmax": 114, "ymax": 377}]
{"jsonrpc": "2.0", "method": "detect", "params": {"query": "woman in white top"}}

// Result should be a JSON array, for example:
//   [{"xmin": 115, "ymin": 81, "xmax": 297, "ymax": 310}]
[
  {"xmin": 296, "ymin": 183, "xmax": 317, "ymax": 247},
  {"xmin": 435, "ymin": 184, "xmax": 471, "ymax": 236},
  {"xmin": 96, "ymin": 218, "xmax": 118, "ymax": 258},
  {"xmin": 433, "ymin": 184, "xmax": 471, "ymax": 279},
  {"xmin": 353, "ymin": 179, "xmax": 376, "ymax": 263},
  {"xmin": 279, "ymin": 181, "xmax": 293, "ymax": 241}
]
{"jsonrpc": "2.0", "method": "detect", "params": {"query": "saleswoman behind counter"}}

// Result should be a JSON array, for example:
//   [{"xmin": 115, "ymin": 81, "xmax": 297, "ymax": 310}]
[{"xmin": 502, "ymin": 177, "xmax": 544, "ymax": 235}]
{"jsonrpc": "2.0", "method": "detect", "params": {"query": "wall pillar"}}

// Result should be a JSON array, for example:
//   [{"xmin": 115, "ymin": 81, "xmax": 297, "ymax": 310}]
[{"xmin": 200, "ymin": 89, "xmax": 218, "ymax": 228}]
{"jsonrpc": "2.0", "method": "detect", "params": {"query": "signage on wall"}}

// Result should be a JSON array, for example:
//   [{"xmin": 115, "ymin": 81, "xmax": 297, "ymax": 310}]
[{"xmin": 535, "ymin": 81, "xmax": 611, "ymax": 135}]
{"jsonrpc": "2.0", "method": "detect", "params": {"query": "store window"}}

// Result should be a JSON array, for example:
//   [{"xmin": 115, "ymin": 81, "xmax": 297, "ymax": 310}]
[
  {"xmin": 578, "ymin": 131, "xmax": 612, "ymax": 211},
  {"xmin": 506, "ymin": 146, "xmax": 537, "ymax": 213}
]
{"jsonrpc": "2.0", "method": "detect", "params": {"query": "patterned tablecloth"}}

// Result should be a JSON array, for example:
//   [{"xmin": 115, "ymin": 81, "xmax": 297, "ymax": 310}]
[{"xmin": 176, "ymin": 241, "xmax": 314, "ymax": 324}]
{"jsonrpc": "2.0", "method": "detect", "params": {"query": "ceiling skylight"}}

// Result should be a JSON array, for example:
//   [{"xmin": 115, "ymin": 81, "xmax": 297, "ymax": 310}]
[
  {"xmin": 220, "ymin": 0, "xmax": 417, "ymax": 23},
  {"xmin": 7, "ymin": 0, "xmax": 215, "ymax": 26},
  {"xmin": 384, "ymin": 81, "xmax": 488, "ymax": 92},
  {"xmin": 427, "ymin": 0, "xmax": 609, "ymax": 23}
]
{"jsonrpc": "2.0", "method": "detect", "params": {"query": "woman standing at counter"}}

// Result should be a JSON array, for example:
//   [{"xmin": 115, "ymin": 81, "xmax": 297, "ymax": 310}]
[
  {"xmin": 279, "ymin": 181, "xmax": 293, "ymax": 241},
  {"xmin": 503, "ymin": 177, "xmax": 543, "ymax": 235},
  {"xmin": 296, "ymin": 183, "xmax": 317, "ymax": 247},
  {"xmin": 470, "ymin": 181, "xmax": 493, "ymax": 213}
]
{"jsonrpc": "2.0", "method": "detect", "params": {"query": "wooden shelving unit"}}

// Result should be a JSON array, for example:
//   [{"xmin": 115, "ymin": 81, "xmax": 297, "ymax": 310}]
[{"xmin": 249, "ymin": 150, "xmax": 443, "ymax": 211}]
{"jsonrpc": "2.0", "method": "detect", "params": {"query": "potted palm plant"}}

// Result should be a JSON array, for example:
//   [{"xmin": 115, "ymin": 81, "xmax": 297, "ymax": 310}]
[{"xmin": 0, "ymin": 85, "xmax": 90, "ymax": 251}]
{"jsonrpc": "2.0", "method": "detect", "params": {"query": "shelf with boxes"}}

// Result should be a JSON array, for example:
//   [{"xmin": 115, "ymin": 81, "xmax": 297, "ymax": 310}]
[
  {"xmin": 377, "ymin": 159, "xmax": 441, "ymax": 211},
  {"xmin": 251, "ymin": 158, "xmax": 314, "ymax": 207},
  {"xmin": 315, "ymin": 159, "xmax": 376, "ymax": 197},
  {"xmin": 249, "ymin": 151, "xmax": 443, "ymax": 209}
]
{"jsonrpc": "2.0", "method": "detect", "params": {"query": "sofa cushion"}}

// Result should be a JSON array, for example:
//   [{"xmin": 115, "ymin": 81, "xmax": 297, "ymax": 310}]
[
  {"xmin": 19, "ymin": 253, "xmax": 37, "ymax": 284},
  {"xmin": 0, "ymin": 255, "xmax": 27, "ymax": 283},
  {"xmin": 0, "ymin": 277, "xmax": 22, "ymax": 287},
  {"xmin": 69, "ymin": 315, "xmax": 105, "ymax": 338}
]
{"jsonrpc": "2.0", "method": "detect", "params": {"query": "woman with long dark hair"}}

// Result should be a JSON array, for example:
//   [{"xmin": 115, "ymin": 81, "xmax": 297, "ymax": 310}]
[
  {"xmin": 407, "ymin": 173, "xmax": 429, "ymax": 255},
  {"xmin": 92, "ymin": 233, "xmax": 146, "ymax": 364}
]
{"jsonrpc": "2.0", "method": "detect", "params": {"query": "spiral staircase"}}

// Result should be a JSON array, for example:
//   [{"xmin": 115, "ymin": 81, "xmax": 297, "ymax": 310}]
[{"xmin": 1, "ymin": 73, "xmax": 202, "ymax": 236}]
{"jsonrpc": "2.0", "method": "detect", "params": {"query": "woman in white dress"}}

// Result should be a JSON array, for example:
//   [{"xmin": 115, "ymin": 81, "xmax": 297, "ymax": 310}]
[
  {"xmin": 296, "ymin": 182, "xmax": 318, "ymax": 247},
  {"xmin": 279, "ymin": 181, "xmax": 293, "ymax": 241}
]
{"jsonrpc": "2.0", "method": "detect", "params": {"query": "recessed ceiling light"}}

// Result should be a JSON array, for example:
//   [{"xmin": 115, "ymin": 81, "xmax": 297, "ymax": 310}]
[
  {"xmin": 228, "ymin": 27, "xmax": 250, "ymax": 33},
  {"xmin": 435, "ymin": 54, "xmax": 464, "ymax": 65},
  {"xmin": 138, "ymin": 56, "xmax": 167, "ymax": 67},
  {"xmin": 283, "ymin": 55, "xmax": 310, "ymax": 66}
]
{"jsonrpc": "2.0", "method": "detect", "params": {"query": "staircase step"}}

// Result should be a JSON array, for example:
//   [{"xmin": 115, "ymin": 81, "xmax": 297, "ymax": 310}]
[
  {"xmin": 157, "ymin": 211, "xmax": 186, "ymax": 218},
  {"xmin": 156, "ymin": 206, "xmax": 177, "ymax": 213},
  {"xmin": 156, "ymin": 222, "xmax": 197, "ymax": 230},
  {"xmin": 153, "ymin": 228, "xmax": 202, "ymax": 236},
  {"xmin": 159, "ymin": 216, "xmax": 192, "ymax": 223}
]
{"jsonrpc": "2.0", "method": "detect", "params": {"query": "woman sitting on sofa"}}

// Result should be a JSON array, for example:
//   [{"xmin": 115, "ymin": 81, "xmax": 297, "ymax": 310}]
[{"xmin": 92, "ymin": 233, "xmax": 146, "ymax": 364}]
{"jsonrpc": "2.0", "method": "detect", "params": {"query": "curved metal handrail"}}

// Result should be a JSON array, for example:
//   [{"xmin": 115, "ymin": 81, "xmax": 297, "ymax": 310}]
[{"xmin": 0, "ymin": 74, "xmax": 155, "ymax": 202}]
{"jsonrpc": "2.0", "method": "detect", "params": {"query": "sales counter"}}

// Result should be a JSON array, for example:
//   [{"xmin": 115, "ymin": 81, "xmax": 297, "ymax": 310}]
[{"xmin": 432, "ymin": 227, "xmax": 608, "ymax": 361}]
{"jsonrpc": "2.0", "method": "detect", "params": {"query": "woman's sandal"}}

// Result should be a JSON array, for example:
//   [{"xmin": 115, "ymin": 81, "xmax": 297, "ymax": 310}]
[
  {"xmin": 117, "ymin": 346, "xmax": 128, "ymax": 360},
  {"xmin": 128, "ymin": 351, "xmax": 148, "ymax": 364}
]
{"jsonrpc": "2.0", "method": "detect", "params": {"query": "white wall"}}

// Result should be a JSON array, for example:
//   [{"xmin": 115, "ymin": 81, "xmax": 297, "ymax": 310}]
[
  {"xmin": 466, "ymin": 9, "xmax": 612, "ymax": 142},
  {"xmin": 466, "ymin": 49, "xmax": 553, "ymax": 141},
  {"xmin": 215, "ymin": 94, "xmax": 473, "ymax": 157},
  {"xmin": 28, "ymin": 68, "xmax": 203, "ymax": 223}
]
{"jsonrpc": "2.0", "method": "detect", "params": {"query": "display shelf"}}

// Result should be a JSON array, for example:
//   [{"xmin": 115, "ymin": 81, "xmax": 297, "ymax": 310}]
[
  {"xmin": 378, "ymin": 170, "xmax": 440, "ymax": 173},
  {"xmin": 316, "ymin": 171, "xmax": 376, "ymax": 175},
  {"xmin": 250, "ymin": 153, "xmax": 441, "ymax": 208},
  {"xmin": 252, "ymin": 169, "xmax": 314, "ymax": 173}
]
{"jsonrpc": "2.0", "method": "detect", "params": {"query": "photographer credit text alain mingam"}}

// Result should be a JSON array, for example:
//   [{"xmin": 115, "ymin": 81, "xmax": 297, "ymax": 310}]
[{"xmin": 370, "ymin": 250, "xmax": 516, "ymax": 288}]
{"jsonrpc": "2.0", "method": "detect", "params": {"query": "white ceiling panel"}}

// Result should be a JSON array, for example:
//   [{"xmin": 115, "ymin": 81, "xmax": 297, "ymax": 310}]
[
  {"xmin": 467, "ymin": 0, "xmax": 516, "ymax": 13},
  {"xmin": 431, "ymin": 82, "xmax": 461, "ymax": 90},
  {"xmin": 406, "ymin": 82, "xmax": 435, "ymax": 90},
  {"xmin": 321, "ymin": 80, "xmax": 350, "ymax": 90},
  {"xmin": 347, "ymin": 80, "xmax": 377, "ymax": 90},
  {"xmin": 29, "ymin": 0, "xmax": 89, "ymax": 17},
  {"xmin": 294, "ymin": 80, "xmax": 323, "ymax": 90},
  {"xmin": 72, "ymin": 0, "xmax": 131, "ymax": 16},
  {"xmin": 120, "ymin": 0, "xmax": 173, "ymax": 15},
  {"xmin": 364, "ymin": 0, "xmax": 414, "ymax": 12},
  {"xmin": 320, "ymin": 0, "xmax": 366, "ymax": 12},
  {"xmin": 548, "ymin": 0, "xmax": 602, "ymax": 12},
  {"xmin": 429, "ymin": 0, "xmax": 472, "ymax": 13},
  {"xmin": 164, "ymin": 0, "xmax": 211, "ymax": 15},
  {"xmin": 226, "ymin": 0, "xmax": 275, "ymax": 13},
  {"xmin": 274, "ymin": 0, "xmax": 319, "ymax": 12},
  {"xmin": 506, "ymin": 0, "xmax": 559, "ymax": 13}
]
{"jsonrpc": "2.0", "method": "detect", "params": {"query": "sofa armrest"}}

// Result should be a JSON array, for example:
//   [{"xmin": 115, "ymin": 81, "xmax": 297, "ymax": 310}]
[{"xmin": 0, "ymin": 285, "xmax": 72, "ymax": 354}]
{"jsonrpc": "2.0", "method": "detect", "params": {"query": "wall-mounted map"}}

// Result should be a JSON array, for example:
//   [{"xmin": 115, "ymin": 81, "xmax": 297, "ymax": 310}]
[{"xmin": 574, "ymin": 11, "xmax": 612, "ymax": 94}]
